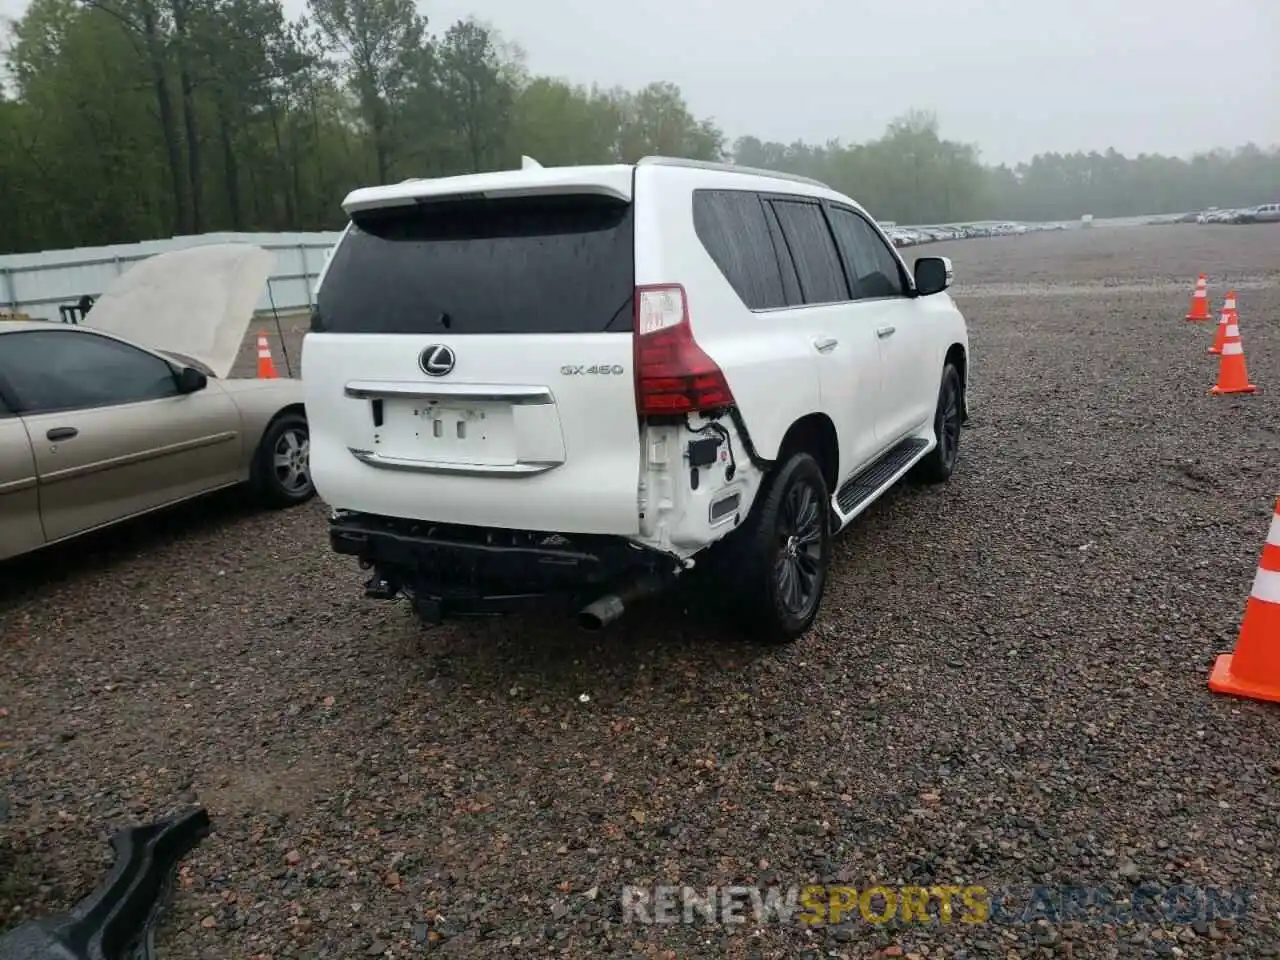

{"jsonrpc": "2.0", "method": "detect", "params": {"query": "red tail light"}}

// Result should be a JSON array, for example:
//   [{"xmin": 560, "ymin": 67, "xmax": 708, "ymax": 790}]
[{"xmin": 633, "ymin": 284, "xmax": 736, "ymax": 416}]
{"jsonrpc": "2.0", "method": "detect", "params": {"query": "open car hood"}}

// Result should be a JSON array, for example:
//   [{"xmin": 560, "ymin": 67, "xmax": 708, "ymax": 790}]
[{"xmin": 83, "ymin": 243, "xmax": 275, "ymax": 379}]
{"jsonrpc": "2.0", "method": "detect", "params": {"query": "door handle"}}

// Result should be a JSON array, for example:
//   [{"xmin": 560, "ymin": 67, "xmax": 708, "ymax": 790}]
[
  {"xmin": 46, "ymin": 427, "xmax": 78, "ymax": 441},
  {"xmin": 876, "ymin": 325, "xmax": 897, "ymax": 339},
  {"xmin": 814, "ymin": 338, "xmax": 839, "ymax": 353}
]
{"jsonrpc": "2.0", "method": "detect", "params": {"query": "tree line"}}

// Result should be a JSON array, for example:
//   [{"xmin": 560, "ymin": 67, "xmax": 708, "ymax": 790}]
[{"xmin": 1, "ymin": 0, "xmax": 1277, "ymax": 255}]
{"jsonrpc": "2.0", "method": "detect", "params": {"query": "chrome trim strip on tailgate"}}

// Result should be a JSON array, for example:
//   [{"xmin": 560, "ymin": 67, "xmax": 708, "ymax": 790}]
[
  {"xmin": 344, "ymin": 380, "xmax": 553, "ymax": 405},
  {"xmin": 347, "ymin": 448, "xmax": 562, "ymax": 477}
]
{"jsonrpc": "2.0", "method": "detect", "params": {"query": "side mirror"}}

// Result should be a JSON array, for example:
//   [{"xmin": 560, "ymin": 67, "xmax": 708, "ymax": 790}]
[
  {"xmin": 175, "ymin": 366, "xmax": 208, "ymax": 393},
  {"xmin": 914, "ymin": 256, "xmax": 953, "ymax": 296}
]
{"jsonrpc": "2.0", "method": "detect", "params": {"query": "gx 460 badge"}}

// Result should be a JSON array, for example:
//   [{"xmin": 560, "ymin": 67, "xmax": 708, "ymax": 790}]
[{"xmin": 561, "ymin": 364, "xmax": 626, "ymax": 376}]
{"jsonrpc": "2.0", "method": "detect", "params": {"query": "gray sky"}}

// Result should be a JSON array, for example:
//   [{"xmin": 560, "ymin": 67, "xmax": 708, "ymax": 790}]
[{"xmin": 2, "ymin": 0, "xmax": 1277, "ymax": 165}]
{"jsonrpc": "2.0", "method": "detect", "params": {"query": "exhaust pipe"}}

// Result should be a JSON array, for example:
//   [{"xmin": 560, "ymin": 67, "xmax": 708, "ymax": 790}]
[{"xmin": 578, "ymin": 573, "xmax": 665, "ymax": 630}]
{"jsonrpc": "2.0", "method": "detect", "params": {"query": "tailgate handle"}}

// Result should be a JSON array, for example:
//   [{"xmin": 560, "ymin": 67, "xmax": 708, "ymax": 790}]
[
  {"xmin": 348, "ymin": 448, "xmax": 563, "ymax": 477},
  {"xmin": 345, "ymin": 381, "xmax": 553, "ymax": 405}
]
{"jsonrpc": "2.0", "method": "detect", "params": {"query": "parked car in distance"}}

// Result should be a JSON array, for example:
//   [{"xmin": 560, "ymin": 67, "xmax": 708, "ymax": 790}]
[
  {"xmin": 1237, "ymin": 203, "xmax": 1280, "ymax": 224},
  {"xmin": 0, "ymin": 243, "xmax": 313, "ymax": 563},
  {"xmin": 304, "ymin": 155, "xmax": 971, "ymax": 644},
  {"xmin": 1197, "ymin": 208, "xmax": 1250, "ymax": 224}
]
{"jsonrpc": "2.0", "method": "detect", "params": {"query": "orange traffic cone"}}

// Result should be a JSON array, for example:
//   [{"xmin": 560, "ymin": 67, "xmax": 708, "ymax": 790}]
[
  {"xmin": 1208, "ymin": 291, "xmax": 1236, "ymax": 356},
  {"xmin": 1208, "ymin": 497, "xmax": 1280, "ymax": 703},
  {"xmin": 256, "ymin": 332, "xmax": 279, "ymax": 379},
  {"xmin": 1209, "ymin": 315, "xmax": 1257, "ymax": 395},
  {"xmin": 1185, "ymin": 274, "xmax": 1211, "ymax": 322}
]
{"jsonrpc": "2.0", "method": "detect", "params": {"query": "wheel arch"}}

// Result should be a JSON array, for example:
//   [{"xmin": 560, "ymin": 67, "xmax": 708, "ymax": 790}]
[
  {"xmin": 271, "ymin": 401, "xmax": 308, "ymax": 426},
  {"xmin": 775, "ymin": 412, "xmax": 840, "ymax": 495}
]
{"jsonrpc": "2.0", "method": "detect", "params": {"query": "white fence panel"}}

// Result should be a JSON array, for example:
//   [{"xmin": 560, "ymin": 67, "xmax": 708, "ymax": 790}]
[{"xmin": 0, "ymin": 231, "xmax": 344, "ymax": 318}]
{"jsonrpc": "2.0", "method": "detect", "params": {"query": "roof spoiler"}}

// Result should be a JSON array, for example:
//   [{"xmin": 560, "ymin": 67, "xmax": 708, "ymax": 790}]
[{"xmin": 341, "ymin": 162, "xmax": 633, "ymax": 214}]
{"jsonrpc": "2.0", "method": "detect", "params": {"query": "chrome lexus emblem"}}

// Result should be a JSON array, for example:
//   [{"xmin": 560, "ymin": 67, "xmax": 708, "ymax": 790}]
[{"xmin": 419, "ymin": 344, "xmax": 455, "ymax": 377}]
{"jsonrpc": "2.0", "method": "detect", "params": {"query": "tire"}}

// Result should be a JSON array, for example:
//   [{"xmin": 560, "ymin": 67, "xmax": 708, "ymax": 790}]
[
  {"xmin": 251, "ymin": 411, "xmax": 315, "ymax": 508},
  {"xmin": 724, "ymin": 451, "xmax": 832, "ymax": 645},
  {"xmin": 912, "ymin": 363, "xmax": 963, "ymax": 484}
]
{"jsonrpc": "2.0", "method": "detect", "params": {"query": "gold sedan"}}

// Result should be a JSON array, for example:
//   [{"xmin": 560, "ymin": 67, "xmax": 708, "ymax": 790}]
[{"xmin": 0, "ymin": 243, "xmax": 313, "ymax": 561}]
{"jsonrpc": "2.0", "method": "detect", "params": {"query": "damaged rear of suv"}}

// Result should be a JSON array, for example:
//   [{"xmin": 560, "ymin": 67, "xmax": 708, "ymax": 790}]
[{"xmin": 304, "ymin": 155, "xmax": 970, "ymax": 643}]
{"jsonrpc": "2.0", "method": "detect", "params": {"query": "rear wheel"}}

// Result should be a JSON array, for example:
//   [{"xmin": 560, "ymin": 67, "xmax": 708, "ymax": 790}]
[
  {"xmin": 725, "ymin": 451, "xmax": 832, "ymax": 645},
  {"xmin": 912, "ymin": 363, "xmax": 962, "ymax": 484},
  {"xmin": 251, "ymin": 412, "xmax": 314, "ymax": 508}
]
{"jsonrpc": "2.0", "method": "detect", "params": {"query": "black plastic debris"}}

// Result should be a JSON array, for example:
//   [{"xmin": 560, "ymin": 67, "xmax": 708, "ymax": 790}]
[{"xmin": 0, "ymin": 807, "xmax": 211, "ymax": 960}]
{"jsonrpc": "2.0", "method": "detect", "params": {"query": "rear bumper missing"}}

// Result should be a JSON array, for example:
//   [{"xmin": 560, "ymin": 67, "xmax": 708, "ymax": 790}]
[{"xmin": 329, "ymin": 511, "xmax": 672, "ymax": 619}]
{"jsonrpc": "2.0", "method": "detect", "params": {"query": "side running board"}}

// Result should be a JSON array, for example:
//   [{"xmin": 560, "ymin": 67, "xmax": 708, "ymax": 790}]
[
  {"xmin": 833, "ymin": 436, "xmax": 932, "ymax": 521},
  {"xmin": 0, "ymin": 807, "xmax": 211, "ymax": 960}
]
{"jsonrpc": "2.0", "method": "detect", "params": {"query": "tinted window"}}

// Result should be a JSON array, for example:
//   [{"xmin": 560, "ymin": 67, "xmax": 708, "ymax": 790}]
[
  {"xmin": 692, "ymin": 190, "xmax": 786, "ymax": 310},
  {"xmin": 313, "ymin": 194, "xmax": 635, "ymax": 335},
  {"xmin": 768, "ymin": 200, "xmax": 850, "ymax": 305},
  {"xmin": 762, "ymin": 202, "xmax": 803, "ymax": 306},
  {"xmin": 827, "ymin": 206, "xmax": 907, "ymax": 299},
  {"xmin": 0, "ymin": 331, "xmax": 178, "ymax": 414}
]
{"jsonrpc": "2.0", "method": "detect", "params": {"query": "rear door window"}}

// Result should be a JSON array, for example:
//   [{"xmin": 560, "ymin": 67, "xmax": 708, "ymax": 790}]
[
  {"xmin": 767, "ymin": 199, "xmax": 851, "ymax": 305},
  {"xmin": 692, "ymin": 190, "xmax": 787, "ymax": 310},
  {"xmin": 762, "ymin": 201, "xmax": 804, "ymax": 306},
  {"xmin": 313, "ymin": 194, "xmax": 636, "ymax": 335}
]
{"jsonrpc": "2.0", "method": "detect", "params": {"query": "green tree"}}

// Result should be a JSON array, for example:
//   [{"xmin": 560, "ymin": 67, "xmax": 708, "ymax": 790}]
[
  {"xmin": 616, "ymin": 81, "xmax": 722, "ymax": 162},
  {"xmin": 2, "ymin": 0, "xmax": 1277, "ymax": 256},
  {"xmin": 69, "ymin": 0, "xmax": 190, "ymax": 233},
  {"xmin": 433, "ymin": 18, "xmax": 515, "ymax": 174},
  {"xmin": 509, "ymin": 78, "xmax": 621, "ymax": 165},
  {"xmin": 8, "ymin": 0, "xmax": 175, "ymax": 245},
  {"xmin": 307, "ymin": 0, "xmax": 424, "ymax": 183}
]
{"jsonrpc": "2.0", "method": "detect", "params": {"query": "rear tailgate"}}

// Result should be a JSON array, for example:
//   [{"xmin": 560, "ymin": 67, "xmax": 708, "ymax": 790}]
[{"xmin": 303, "ymin": 178, "xmax": 642, "ymax": 536}]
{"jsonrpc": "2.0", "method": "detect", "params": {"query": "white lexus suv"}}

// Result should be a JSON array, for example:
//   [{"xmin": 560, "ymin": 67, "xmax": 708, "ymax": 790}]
[{"xmin": 302, "ymin": 156, "xmax": 971, "ymax": 643}]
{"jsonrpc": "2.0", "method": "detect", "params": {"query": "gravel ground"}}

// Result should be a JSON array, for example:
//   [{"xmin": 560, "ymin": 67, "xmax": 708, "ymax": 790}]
[{"xmin": 2, "ymin": 223, "xmax": 1279, "ymax": 960}]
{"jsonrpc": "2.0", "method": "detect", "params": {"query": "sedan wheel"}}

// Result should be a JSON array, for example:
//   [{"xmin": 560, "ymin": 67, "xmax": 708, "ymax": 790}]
[
  {"xmin": 273, "ymin": 424, "xmax": 311, "ymax": 498},
  {"xmin": 253, "ymin": 412, "xmax": 315, "ymax": 507}
]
